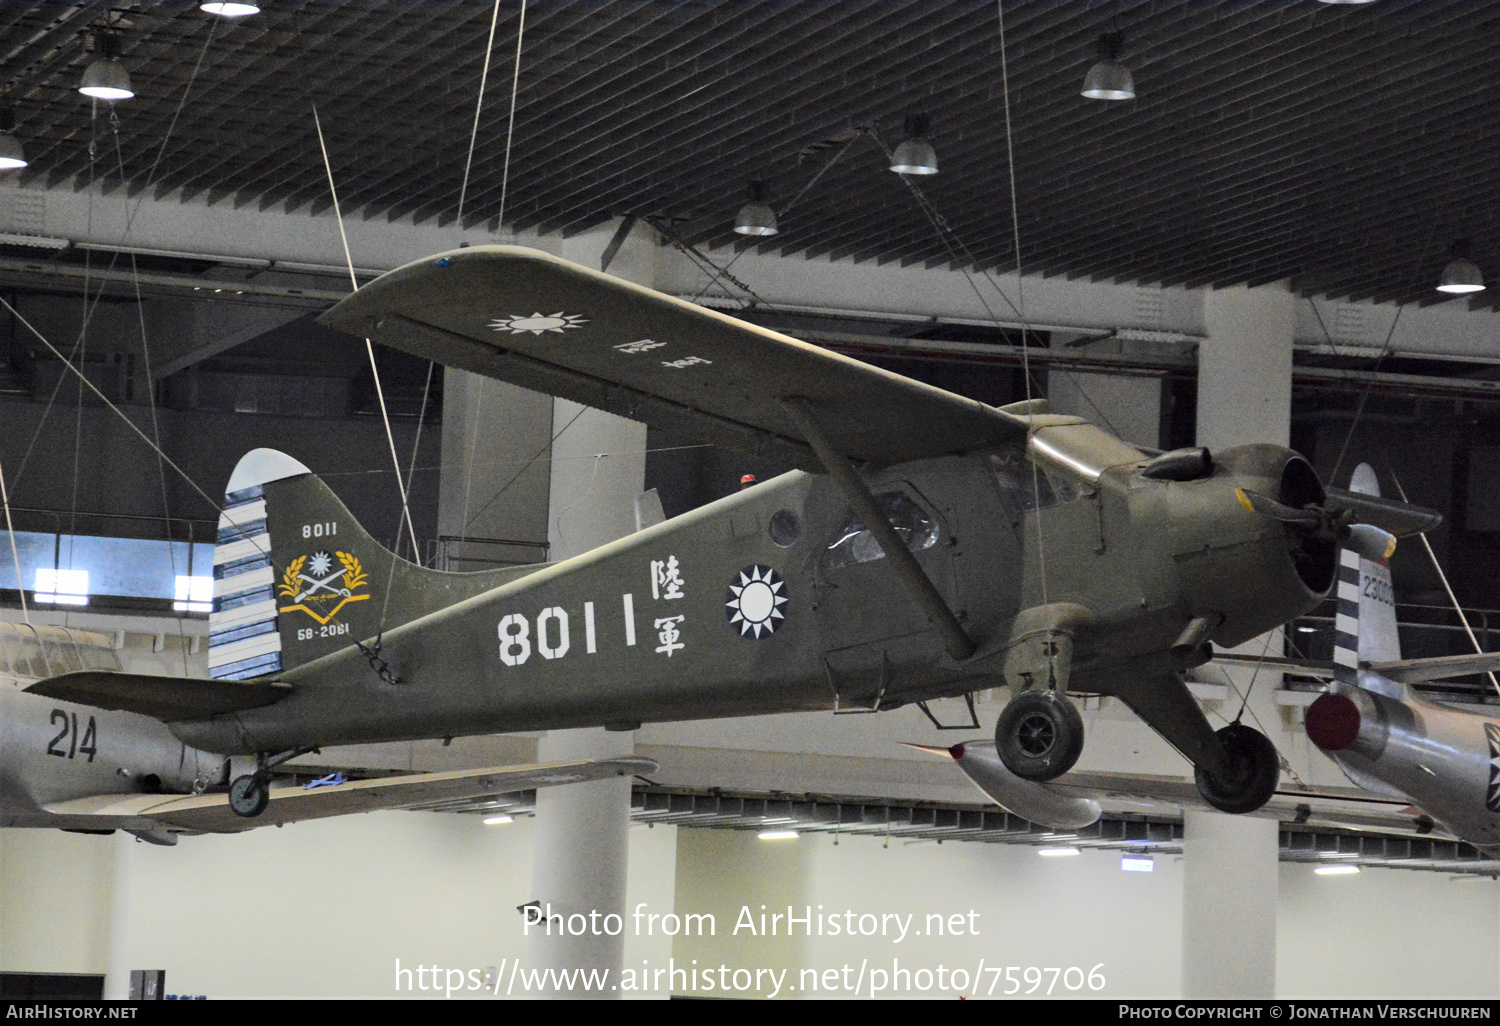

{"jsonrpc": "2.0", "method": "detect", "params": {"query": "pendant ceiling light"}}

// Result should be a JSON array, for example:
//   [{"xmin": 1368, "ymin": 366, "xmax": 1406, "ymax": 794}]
[
  {"xmin": 0, "ymin": 110, "xmax": 25, "ymax": 171},
  {"xmin": 78, "ymin": 35, "xmax": 133, "ymax": 101},
  {"xmin": 1082, "ymin": 32, "xmax": 1135, "ymax": 101},
  {"xmin": 889, "ymin": 113, "xmax": 938, "ymax": 175},
  {"xmin": 1437, "ymin": 239, "xmax": 1485, "ymax": 294},
  {"xmin": 201, "ymin": 2, "xmax": 261, "ymax": 15},
  {"xmin": 734, "ymin": 180, "xmax": 778, "ymax": 237}
]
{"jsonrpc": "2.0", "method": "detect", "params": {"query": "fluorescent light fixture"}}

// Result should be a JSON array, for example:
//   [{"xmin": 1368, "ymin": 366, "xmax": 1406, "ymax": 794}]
[
  {"xmin": 1121, "ymin": 856, "xmax": 1154, "ymax": 872},
  {"xmin": 35, "ymin": 568, "xmax": 88, "ymax": 606},
  {"xmin": 483, "ymin": 814, "xmax": 514, "ymax": 825},
  {"xmin": 757, "ymin": 829, "xmax": 798, "ymax": 840},
  {"xmin": 1314, "ymin": 864, "xmax": 1360, "ymax": 876},
  {"xmin": 1038, "ymin": 846, "xmax": 1080, "ymax": 857},
  {"xmin": 174, "ymin": 575, "xmax": 214, "ymax": 613},
  {"xmin": 201, "ymin": 2, "xmax": 261, "ymax": 15},
  {"xmin": 1297, "ymin": 625, "xmax": 1316, "ymax": 633}
]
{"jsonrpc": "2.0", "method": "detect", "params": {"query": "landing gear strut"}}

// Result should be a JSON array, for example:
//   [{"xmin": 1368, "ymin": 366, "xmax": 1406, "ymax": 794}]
[
  {"xmin": 227, "ymin": 746, "xmax": 318, "ymax": 818},
  {"xmin": 1193, "ymin": 723, "xmax": 1280, "ymax": 814},
  {"xmin": 994, "ymin": 690, "xmax": 1085, "ymax": 781}
]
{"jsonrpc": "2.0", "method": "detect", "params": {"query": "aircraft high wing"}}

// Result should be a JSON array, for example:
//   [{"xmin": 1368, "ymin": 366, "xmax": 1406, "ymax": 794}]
[
  {"xmin": 317, "ymin": 245, "xmax": 1026, "ymax": 472},
  {"xmin": 16, "ymin": 246, "xmax": 1444, "ymax": 826}
]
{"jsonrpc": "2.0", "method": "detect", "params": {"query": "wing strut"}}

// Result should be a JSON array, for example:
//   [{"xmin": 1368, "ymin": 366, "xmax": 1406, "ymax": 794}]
[{"xmin": 782, "ymin": 398, "xmax": 976, "ymax": 661}]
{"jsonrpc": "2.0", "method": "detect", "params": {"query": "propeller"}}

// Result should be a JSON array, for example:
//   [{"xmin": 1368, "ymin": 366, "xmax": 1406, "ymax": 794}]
[{"xmin": 1236, "ymin": 488, "xmax": 1397, "ymax": 561}]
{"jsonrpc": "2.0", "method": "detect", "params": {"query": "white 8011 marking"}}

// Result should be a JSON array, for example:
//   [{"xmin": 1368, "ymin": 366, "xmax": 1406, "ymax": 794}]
[
  {"xmin": 536, "ymin": 607, "xmax": 570, "ymax": 660},
  {"xmin": 498, "ymin": 614, "xmax": 531, "ymax": 666}
]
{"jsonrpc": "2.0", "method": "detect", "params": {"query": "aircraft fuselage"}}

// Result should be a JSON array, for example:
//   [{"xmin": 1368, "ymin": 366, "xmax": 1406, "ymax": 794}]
[{"xmin": 173, "ymin": 431, "xmax": 1326, "ymax": 757}]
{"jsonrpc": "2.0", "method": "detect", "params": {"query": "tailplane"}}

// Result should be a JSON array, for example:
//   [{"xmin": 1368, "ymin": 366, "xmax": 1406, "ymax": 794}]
[{"xmin": 210, "ymin": 449, "xmax": 537, "ymax": 680}]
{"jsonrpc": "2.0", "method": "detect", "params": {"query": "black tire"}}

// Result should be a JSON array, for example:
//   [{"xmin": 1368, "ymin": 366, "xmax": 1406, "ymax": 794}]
[
  {"xmin": 228, "ymin": 774, "xmax": 269, "ymax": 818},
  {"xmin": 994, "ymin": 690, "xmax": 1086, "ymax": 781},
  {"xmin": 1194, "ymin": 723, "xmax": 1280, "ymax": 814}
]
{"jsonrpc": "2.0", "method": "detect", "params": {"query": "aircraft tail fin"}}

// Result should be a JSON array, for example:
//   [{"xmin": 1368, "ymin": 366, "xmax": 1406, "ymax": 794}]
[
  {"xmin": 1334, "ymin": 463, "xmax": 1404, "ymax": 698},
  {"xmin": 209, "ymin": 449, "xmax": 539, "ymax": 680}
]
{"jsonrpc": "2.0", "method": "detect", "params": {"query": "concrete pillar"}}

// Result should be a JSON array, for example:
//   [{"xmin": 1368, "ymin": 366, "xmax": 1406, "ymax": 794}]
[
  {"xmin": 526, "ymin": 220, "xmax": 651, "ymax": 997},
  {"xmin": 1184, "ymin": 283, "xmax": 1295, "ymax": 998},
  {"xmin": 1197, "ymin": 285, "xmax": 1294, "ymax": 451},
  {"xmin": 1181, "ymin": 811, "xmax": 1279, "ymax": 997},
  {"xmin": 1047, "ymin": 365, "xmax": 1162, "ymax": 449},
  {"xmin": 435, "ymin": 371, "xmax": 554, "ymax": 571}
]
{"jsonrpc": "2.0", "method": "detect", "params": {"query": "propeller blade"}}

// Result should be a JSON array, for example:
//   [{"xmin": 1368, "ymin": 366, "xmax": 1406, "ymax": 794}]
[
  {"xmin": 1235, "ymin": 488, "xmax": 1321, "ymax": 526},
  {"xmin": 1325, "ymin": 488, "xmax": 1443, "ymax": 539},
  {"xmin": 1344, "ymin": 523, "xmax": 1397, "ymax": 562}
]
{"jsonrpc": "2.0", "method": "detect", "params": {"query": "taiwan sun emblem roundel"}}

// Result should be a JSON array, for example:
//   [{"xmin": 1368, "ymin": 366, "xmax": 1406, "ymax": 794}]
[{"xmin": 725, "ymin": 565, "xmax": 788, "ymax": 639}]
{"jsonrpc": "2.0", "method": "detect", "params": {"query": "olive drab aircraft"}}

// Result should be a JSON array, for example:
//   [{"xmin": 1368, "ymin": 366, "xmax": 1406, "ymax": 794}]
[{"xmin": 17, "ymin": 246, "xmax": 1451, "ymax": 826}]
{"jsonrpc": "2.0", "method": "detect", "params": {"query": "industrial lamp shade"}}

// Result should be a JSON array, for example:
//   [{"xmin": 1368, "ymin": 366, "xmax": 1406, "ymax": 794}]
[
  {"xmin": 1082, "ymin": 59, "xmax": 1136, "ymax": 100},
  {"xmin": 734, "ymin": 201, "xmax": 778, "ymax": 236},
  {"xmin": 735, "ymin": 181, "xmax": 778, "ymax": 236},
  {"xmin": 0, "ymin": 132, "xmax": 25, "ymax": 171},
  {"xmin": 79, "ymin": 58, "xmax": 134, "ymax": 101},
  {"xmin": 890, "ymin": 113, "xmax": 938, "ymax": 175},
  {"xmin": 1438, "ymin": 258, "xmax": 1485, "ymax": 294}
]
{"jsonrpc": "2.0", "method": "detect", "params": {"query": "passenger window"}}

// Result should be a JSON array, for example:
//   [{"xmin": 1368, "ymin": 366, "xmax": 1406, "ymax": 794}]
[{"xmin": 824, "ymin": 491, "xmax": 940, "ymax": 571}]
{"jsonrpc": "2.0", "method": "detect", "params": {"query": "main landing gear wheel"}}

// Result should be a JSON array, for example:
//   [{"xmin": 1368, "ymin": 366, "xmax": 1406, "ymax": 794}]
[
  {"xmin": 228, "ymin": 774, "xmax": 270, "ymax": 818},
  {"xmin": 1194, "ymin": 723, "xmax": 1280, "ymax": 814},
  {"xmin": 995, "ymin": 690, "xmax": 1085, "ymax": 781}
]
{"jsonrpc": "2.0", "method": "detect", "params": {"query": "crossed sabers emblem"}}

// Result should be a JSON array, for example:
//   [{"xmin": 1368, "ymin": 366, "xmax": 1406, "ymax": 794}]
[
  {"xmin": 277, "ymin": 551, "xmax": 371, "ymax": 626},
  {"xmin": 294, "ymin": 566, "xmax": 353, "ymax": 602}
]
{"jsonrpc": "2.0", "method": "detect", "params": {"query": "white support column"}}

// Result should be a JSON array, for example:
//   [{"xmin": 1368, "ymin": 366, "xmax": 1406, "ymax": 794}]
[
  {"xmin": 1181, "ymin": 810, "xmax": 1280, "ymax": 998},
  {"xmin": 1184, "ymin": 283, "xmax": 1295, "ymax": 999},
  {"xmin": 526, "ymin": 221, "xmax": 651, "ymax": 998}
]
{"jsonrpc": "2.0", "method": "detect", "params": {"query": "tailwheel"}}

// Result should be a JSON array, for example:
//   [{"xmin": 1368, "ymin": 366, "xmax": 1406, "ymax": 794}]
[
  {"xmin": 1193, "ymin": 723, "xmax": 1280, "ymax": 814},
  {"xmin": 228, "ymin": 774, "xmax": 270, "ymax": 818},
  {"xmin": 994, "ymin": 690, "xmax": 1085, "ymax": 781}
]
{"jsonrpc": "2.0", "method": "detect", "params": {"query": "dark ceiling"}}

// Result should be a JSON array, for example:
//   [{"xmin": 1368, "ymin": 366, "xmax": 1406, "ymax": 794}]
[{"xmin": 5, "ymin": 0, "xmax": 1500, "ymax": 309}]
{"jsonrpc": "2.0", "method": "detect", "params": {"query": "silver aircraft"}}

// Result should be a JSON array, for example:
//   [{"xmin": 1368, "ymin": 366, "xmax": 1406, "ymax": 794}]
[
  {"xmin": 0, "ymin": 622, "xmax": 651, "ymax": 843},
  {"xmin": 1304, "ymin": 465, "xmax": 1500, "ymax": 854}
]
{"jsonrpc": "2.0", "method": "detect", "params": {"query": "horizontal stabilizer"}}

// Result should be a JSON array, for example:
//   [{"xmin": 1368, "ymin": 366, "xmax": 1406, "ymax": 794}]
[
  {"xmin": 24, "ymin": 671, "xmax": 291, "ymax": 721},
  {"xmin": 44, "ymin": 757, "xmax": 658, "ymax": 834},
  {"xmin": 1215, "ymin": 650, "xmax": 1500, "ymax": 684},
  {"xmin": 1368, "ymin": 651, "xmax": 1500, "ymax": 684},
  {"xmin": 318, "ymin": 246, "xmax": 1025, "ymax": 469},
  {"xmin": 1325, "ymin": 487, "xmax": 1443, "ymax": 538}
]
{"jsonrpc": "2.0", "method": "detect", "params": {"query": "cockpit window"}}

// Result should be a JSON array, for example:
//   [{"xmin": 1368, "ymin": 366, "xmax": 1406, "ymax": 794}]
[
  {"xmin": 4, "ymin": 624, "xmax": 50, "ymax": 677},
  {"xmin": 43, "ymin": 633, "xmax": 84, "ymax": 674},
  {"xmin": 989, "ymin": 447, "xmax": 1092, "ymax": 517},
  {"xmin": 825, "ymin": 491, "xmax": 940, "ymax": 571}
]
